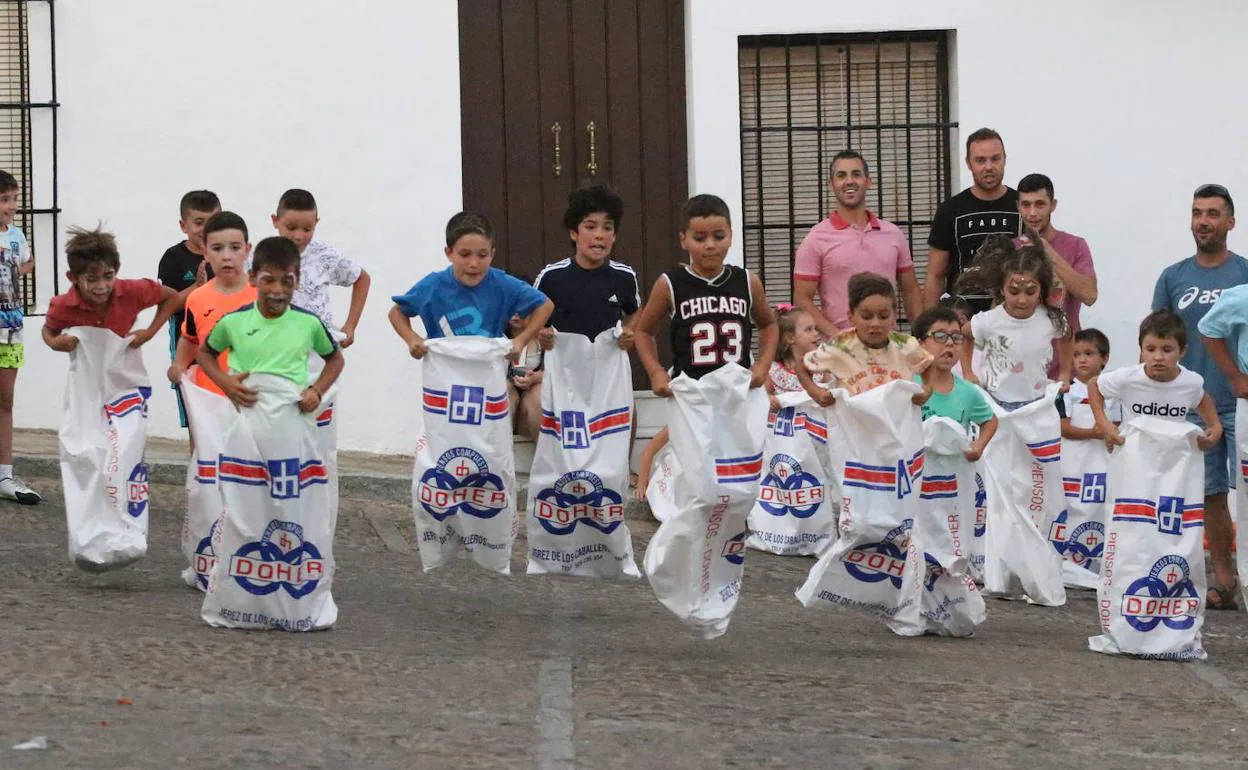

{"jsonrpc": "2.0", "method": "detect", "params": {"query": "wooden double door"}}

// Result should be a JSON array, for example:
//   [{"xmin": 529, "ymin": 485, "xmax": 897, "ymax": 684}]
[{"xmin": 458, "ymin": 0, "xmax": 687, "ymax": 386}]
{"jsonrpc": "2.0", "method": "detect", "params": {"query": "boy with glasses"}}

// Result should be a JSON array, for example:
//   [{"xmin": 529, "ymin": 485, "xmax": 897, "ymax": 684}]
[{"xmin": 913, "ymin": 306, "xmax": 998, "ymax": 461}]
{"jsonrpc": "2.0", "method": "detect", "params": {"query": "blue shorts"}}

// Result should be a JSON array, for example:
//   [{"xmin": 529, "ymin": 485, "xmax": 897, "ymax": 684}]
[{"xmin": 1189, "ymin": 410, "xmax": 1236, "ymax": 497}]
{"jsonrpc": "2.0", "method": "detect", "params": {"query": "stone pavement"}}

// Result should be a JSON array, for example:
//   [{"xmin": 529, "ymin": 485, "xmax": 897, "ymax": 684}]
[{"xmin": 6, "ymin": 478, "xmax": 1248, "ymax": 769}]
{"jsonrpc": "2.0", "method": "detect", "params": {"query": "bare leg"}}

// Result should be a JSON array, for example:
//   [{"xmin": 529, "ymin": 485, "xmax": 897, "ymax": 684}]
[
  {"xmin": 1206, "ymin": 492, "xmax": 1237, "ymax": 590},
  {"xmin": 0, "ymin": 367, "xmax": 15, "ymax": 466},
  {"xmin": 519, "ymin": 385, "xmax": 543, "ymax": 440}
]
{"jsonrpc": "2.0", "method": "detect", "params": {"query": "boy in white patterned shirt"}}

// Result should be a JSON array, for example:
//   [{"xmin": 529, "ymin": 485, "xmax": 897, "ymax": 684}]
[{"xmin": 270, "ymin": 188, "xmax": 371, "ymax": 347}]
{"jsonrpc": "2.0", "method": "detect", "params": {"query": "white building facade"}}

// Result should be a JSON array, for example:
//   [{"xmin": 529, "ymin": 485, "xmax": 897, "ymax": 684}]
[{"xmin": 12, "ymin": 0, "xmax": 1248, "ymax": 454}]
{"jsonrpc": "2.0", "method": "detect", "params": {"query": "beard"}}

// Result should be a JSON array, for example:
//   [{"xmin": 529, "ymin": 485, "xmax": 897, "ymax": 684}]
[{"xmin": 1195, "ymin": 231, "xmax": 1226, "ymax": 253}]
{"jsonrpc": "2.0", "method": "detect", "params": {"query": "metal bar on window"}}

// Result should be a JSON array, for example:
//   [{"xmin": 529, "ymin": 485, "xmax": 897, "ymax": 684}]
[
  {"xmin": 754, "ymin": 39, "xmax": 764, "ymax": 287},
  {"xmin": 784, "ymin": 37, "xmax": 795, "ymax": 273},
  {"xmin": 844, "ymin": 43, "xmax": 852, "ymax": 149},
  {"xmin": 815, "ymin": 39, "xmax": 823, "ymax": 219},
  {"xmin": 904, "ymin": 34, "xmax": 914, "ymax": 261},
  {"xmin": 873, "ymin": 35, "xmax": 884, "ymax": 218}
]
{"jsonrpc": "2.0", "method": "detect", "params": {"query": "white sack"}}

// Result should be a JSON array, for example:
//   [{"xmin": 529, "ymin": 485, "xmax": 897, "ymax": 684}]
[
  {"xmin": 1089, "ymin": 416, "xmax": 1206, "ymax": 660},
  {"xmin": 643, "ymin": 364, "xmax": 768, "ymax": 639},
  {"xmin": 200, "ymin": 374, "xmax": 338, "ymax": 631},
  {"xmin": 1237, "ymin": 401, "xmax": 1248, "ymax": 609},
  {"xmin": 1057, "ymin": 418, "xmax": 1111, "ymax": 590},
  {"xmin": 58, "ymin": 327, "xmax": 152, "ymax": 573},
  {"xmin": 309, "ymin": 351, "xmax": 340, "ymax": 535},
  {"xmin": 914, "ymin": 417, "xmax": 986, "ymax": 636},
  {"xmin": 968, "ymin": 467, "xmax": 987, "ymax": 583},
  {"xmin": 179, "ymin": 369, "xmax": 238, "ymax": 590},
  {"xmin": 979, "ymin": 386, "xmax": 1066, "ymax": 606},
  {"xmin": 796, "ymin": 380, "xmax": 927, "ymax": 635},
  {"xmin": 412, "ymin": 338, "xmax": 517, "ymax": 573},
  {"xmin": 527, "ymin": 329, "xmax": 638, "ymax": 577},
  {"xmin": 746, "ymin": 391, "xmax": 838, "ymax": 556}
]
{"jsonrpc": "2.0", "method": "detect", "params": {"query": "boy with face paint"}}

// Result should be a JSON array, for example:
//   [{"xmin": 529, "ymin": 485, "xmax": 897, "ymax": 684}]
[{"xmin": 197, "ymin": 237, "xmax": 343, "ymax": 413}]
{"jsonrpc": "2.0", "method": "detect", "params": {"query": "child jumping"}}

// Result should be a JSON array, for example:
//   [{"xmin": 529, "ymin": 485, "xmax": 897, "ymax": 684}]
[
  {"xmin": 914, "ymin": 306, "xmax": 998, "ymax": 460},
  {"xmin": 797, "ymin": 271, "xmax": 933, "ymax": 405},
  {"xmin": 0, "ymin": 171, "xmax": 37, "ymax": 503},
  {"xmin": 1057, "ymin": 328, "xmax": 1121, "ymax": 440},
  {"xmin": 961, "ymin": 235, "xmax": 1071, "ymax": 409}
]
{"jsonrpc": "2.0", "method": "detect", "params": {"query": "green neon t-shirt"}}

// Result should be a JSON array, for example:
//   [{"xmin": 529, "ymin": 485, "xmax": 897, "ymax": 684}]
[{"xmin": 206, "ymin": 304, "xmax": 337, "ymax": 388}]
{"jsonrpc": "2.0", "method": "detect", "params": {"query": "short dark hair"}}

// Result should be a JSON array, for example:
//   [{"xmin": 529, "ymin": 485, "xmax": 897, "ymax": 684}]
[
  {"xmin": 65, "ymin": 224, "xmax": 120, "ymax": 275},
  {"xmin": 1139, "ymin": 309, "xmax": 1187, "ymax": 349},
  {"xmin": 252, "ymin": 236, "xmax": 301, "ymax": 273},
  {"xmin": 1074, "ymin": 327, "xmax": 1110, "ymax": 359},
  {"xmin": 563, "ymin": 184, "xmax": 624, "ymax": 231},
  {"xmin": 276, "ymin": 188, "xmax": 317, "ymax": 215},
  {"xmin": 0, "ymin": 170, "xmax": 18, "ymax": 194},
  {"xmin": 1017, "ymin": 173, "xmax": 1055, "ymax": 199},
  {"xmin": 829, "ymin": 149, "xmax": 869, "ymax": 179},
  {"xmin": 1194, "ymin": 183, "xmax": 1235, "ymax": 216},
  {"xmin": 203, "ymin": 211, "xmax": 248, "ymax": 243},
  {"xmin": 847, "ymin": 271, "xmax": 894, "ymax": 312},
  {"xmin": 446, "ymin": 211, "xmax": 493, "ymax": 247},
  {"xmin": 937, "ymin": 294, "xmax": 972, "ymax": 318},
  {"xmin": 965, "ymin": 127, "xmax": 1004, "ymax": 156},
  {"xmin": 179, "ymin": 190, "xmax": 220, "ymax": 219},
  {"xmin": 680, "ymin": 194, "xmax": 731, "ymax": 228},
  {"xmin": 912, "ymin": 307, "xmax": 961, "ymax": 340}
]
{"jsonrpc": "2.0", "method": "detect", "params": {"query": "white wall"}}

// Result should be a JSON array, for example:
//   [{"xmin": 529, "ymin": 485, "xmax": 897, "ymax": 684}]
[
  {"xmin": 22, "ymin": 0, "xmax": 461, "ymax": 454},
  {"xmin": 687, "ymin": 0, "xmax": 1248, "ymax": 371}
]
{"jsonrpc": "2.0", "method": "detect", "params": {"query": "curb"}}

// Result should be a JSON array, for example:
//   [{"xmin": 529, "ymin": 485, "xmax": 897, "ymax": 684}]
[{"xmin": 16, "ymin": 452, "xmax": 655, "ymax": 521}]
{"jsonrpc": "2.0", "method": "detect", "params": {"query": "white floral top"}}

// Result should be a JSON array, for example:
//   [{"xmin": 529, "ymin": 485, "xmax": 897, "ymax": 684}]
[{"xmin": 290, "ymin": 239, "xmax": 363, "ymax": 330}]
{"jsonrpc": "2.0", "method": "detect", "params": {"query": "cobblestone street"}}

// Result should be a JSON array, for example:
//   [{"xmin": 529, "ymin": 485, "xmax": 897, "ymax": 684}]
[{"xmin": 5, "ymin": 480, "xmax": 1248, "ymax": 769}]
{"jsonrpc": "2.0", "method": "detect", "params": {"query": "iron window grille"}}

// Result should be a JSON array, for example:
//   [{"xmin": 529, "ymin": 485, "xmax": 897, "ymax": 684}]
[
  {"xmin": 738, "ymin": 31, "xmax": 957, "ymax": 325},
  {"xmin": 1, "ymin": 0, "xmax": 58, "ymax": 314}
]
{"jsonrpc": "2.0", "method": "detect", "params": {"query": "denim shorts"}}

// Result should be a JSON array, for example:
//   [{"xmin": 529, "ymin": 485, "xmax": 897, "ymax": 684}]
[{"xmin": 1189, "ymin": 410, "xmax": 1236, "ymax": 496}]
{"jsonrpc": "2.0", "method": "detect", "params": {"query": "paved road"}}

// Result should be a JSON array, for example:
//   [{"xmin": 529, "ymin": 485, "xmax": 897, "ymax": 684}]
[{"xmin": 5, "ymin": 481, "xmax": 1248, "ymax": 769}]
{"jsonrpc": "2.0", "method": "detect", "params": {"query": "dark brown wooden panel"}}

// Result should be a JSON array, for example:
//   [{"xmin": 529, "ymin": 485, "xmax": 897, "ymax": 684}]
[
  {"xmin": 537, "ymin": 0, "xmax": 575, "ymax": 263},
  {"xmin": 499, "ymin": 0, "xmax": 544, "ymax": 281},
  {"xmin": 458, "ymin": 0, "xmax": 506, "ymax": 259},
  {"xmin": 570, "ymin": 0, "xmax": 610, "ymax": 188},
  {"xmin": 604, "ymin": 0, "xmax": 642, "ymax": 269}
]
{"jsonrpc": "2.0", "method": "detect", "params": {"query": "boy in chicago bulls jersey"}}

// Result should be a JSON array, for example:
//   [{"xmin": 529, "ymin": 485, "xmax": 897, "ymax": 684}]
[{"xmin": 634, "ymin": 194, "xmax": 777, "ymax": 394}]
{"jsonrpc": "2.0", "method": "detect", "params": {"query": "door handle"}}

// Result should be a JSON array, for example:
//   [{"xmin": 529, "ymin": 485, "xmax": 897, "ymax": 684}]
[
  {"xmin": 551, "ymin": 122, "xmax": 563, "ymax": 177},
  {"xmin": 586, "ymin": 121, "xmax": 598, "ymax": 177}
]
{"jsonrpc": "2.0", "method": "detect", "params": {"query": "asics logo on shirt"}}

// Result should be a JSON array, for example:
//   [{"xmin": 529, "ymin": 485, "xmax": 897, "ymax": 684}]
[
  {"xmin": 1177, "ymin": 286, "xmax": 1223, "ymax": 310},
  {"xmin": 1131, "ymin": 402, "xmax": 1188, "ymax": 417}
]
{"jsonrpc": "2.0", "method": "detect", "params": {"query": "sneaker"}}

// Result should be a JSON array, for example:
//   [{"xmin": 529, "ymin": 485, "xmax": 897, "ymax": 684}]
[{"xmin": 0, "ymin": 476, "xmax": 41, "ymax": 505}]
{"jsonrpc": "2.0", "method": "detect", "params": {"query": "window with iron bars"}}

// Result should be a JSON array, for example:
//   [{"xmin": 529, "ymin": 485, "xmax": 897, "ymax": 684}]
[
  {"xmin": 738, "ymin": 31, "xmax": 957, "ymax": 327},
  {"xmin": 1, "ymin": 0, "xmax": 57, "ymax": 315}
]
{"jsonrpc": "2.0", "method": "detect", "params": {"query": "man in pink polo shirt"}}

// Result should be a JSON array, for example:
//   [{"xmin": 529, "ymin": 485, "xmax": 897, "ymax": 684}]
[
  {"xmin": 793, "ymin": 150, "xmax": 923, "ymax": 338},
  {"xmin": 1016, "ymin": 173, "xmax": 1097, "ymax": 379}
]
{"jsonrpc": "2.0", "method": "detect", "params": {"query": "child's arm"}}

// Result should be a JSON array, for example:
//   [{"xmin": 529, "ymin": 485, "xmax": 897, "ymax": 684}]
[
  {"xmin": 196, "ymin": 343, "xmax": 257, "ymax": 408},
  {"xmin": 301, "ymin": 350, "xmax": 345, "ymax": 414},
  {"xmin": 795, "ymin": 354, "xmax": 835, "ymax": 407},
  {"xmin": 1195, "ymin": 393, "xmax": 1222, "ymax": 451},
  {"xmin": 388, "ymin": 304, "xmax": 428, "ymax": 359},
  {"xmin": 167, "ymin": 336, "xmax": 199, "ymax": 384},
  {"xmin": 966, "ymin": 416, "xmax": 998, "ymax": 462},
  {"xmin": 1055, "ymin": 333, "xmax": 1073, "ymax": 384},
  {"xmin": 1061, "ymin": 416, "xmax": 1102, "ymax": 441},
  {"xmin": 41, "ymin": 322, "xmax": 77, "ymax": 353},
  {"xmin": 128, "ymin": 285, "xmax": 180, "ymax": 349},
  {"xmin": 1087, "ymin": 376, "xmax": 1122, "ymax": 449},
  {"xmin": 616, "ymin": 311, "xmax": 637, "ymax": 351},
  {"xmin": 748, "ymin": 272, "xmax": 779, "ymax": 389},
  {"xmin": 635, "ymin": 279, "xmax": 674, "ymax": 397},
  {"xmin": 635, "ymin": 426, "xmax": 670, "ymax": 502},
  {"xmin": 340, "ymin": 269, "xmax": 371, "ymax": 349},
  {"xmin": 1203, "ymin": 335, "xmax": 1248, "ymax": 399},
  {"xmin": 508, "ymin": 299, "xmax": 554, "ymax": 361}
]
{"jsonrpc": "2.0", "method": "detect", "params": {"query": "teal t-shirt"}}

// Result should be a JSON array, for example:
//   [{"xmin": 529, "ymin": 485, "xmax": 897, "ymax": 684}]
[
  {"xmin": 915, "ymin": 374, "xmax": 994, "ymax": 431},
  {"xmin": 206, "ymin": 304, "xmax": 337, "ymax": 388}
]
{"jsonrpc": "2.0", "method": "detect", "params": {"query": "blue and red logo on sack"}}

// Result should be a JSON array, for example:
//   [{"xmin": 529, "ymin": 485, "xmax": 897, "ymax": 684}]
[
  {"xmin": 922, "ymin": 552, "xmax": 943, "ymax": 592},
  {"xmin": 533, "ymin": 470, "xmax": 625, "ymax": 535},
  {"xmin": 126, "ymin": 462, "xmax": 149, "ymax": 518},
  {"xmin": 194, "ymin": 518, "xmax": 221, "ymax": 590},
  {"xmin": 539, "ymin": 406, "xmax": 632, "ymax": 450},
  {"xmin": 766, "ymin": 407, "xmax": 829, "ymax": 444},
  {"xmin": 756, "ymin": 453, "xmax": 823, "ymax": 518},
  {"xmin": 1112, "ymin": 495, "xmax": 1203, "ymax": 536},
  {"xmin": 1048, "ymin": 510, "xmax": 1105, "ymax": 570},
  {"xmin": 721, "ymin": 531, "xmax": 747, "ymax": 565},
  {"xmin": 1063, "ymin": 472, "xmax": 1107, "ymax": 504},
  {"xmin": 844, "ymin": 519, "xmax": 912, "ymax": 588},
  {"xmin": 919, "ymin": 473, "xmax": 958, "ymax": 501},
  {"xmin": 843, "ymin": 450, "xmax": 924, "ymax": 499},
  {"xmin": 1121, "ymin": 555, "xmax": 1200, "ymax": 632},
  {"xmin": 218, "ymin": 455, "xmax": 328, "ymax": 500},
  {"xmin": 417, "ymin": 447, "xmax": 508, "ymax": 521},
  {"xmin": 423, "ymin": 385, "xmax": 508, "ymax": 425},
  {"xmin": 229, "ymin": 519, "xmax": 325, "ymax": 598},
  {"xmin": 715, "ymin": 452, "xmax": 764, "ymax": 484},
  {"xmin": 315, "ymin": 406, "xmax": 334, "ymax": 428},
  {"xmin": 973, "ymin": 472, "xmax": 987, "ymax": 538},
  {"xmin": 1026, "ymin": 437, "xmax": 1061, "ymax": 464},
  {"xmin": 103, "ymin": 387, "xmax": 151, "ymax": 422}
]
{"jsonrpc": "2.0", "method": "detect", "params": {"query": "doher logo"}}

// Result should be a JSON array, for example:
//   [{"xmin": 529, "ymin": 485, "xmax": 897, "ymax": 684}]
[
  {"xmin": 417, "ymin": 447, "xmax": 508, "ymax": 522},
  {"xmin": 126, "ymin": 463, "xmax": 149, "ymax": 518},
  {"xmin": 532, "ymin": 470, "xmax": 625, "ymax": 535},
  {"xmin": 1121, "ymin": 555, "xmax": 1200, "ymax": 632},
  {"xmin": 844, "ymin": 519, "xmax": 912, "ymax": 588},
  {"xmin": 230, "ymin": 519, "xmax": 325, "ymax": 598},
  {"xmin": 756, "ymin": 453, "xmax": 824, "ymax": 518}
]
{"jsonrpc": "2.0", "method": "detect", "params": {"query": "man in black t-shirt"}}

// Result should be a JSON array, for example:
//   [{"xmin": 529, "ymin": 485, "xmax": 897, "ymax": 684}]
[
  {"xmin": 924, "ymin": 128, "xmax": 1021, "ymax": 312},
  {"xmin": 156, "ymin": 189, "xmax": 219, "ymax": 429}
]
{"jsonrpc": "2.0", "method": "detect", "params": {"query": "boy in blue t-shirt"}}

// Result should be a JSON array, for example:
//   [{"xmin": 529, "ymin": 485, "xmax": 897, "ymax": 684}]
[{"xmin": 388, "ymin": 211, "xmax": 553, "ymax": 360}]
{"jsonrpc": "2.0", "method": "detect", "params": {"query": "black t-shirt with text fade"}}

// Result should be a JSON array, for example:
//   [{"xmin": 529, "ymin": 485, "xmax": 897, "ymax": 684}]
[{"xmin": 928, "ymin": 187, "xmax": 1021, "ymax": 300}]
